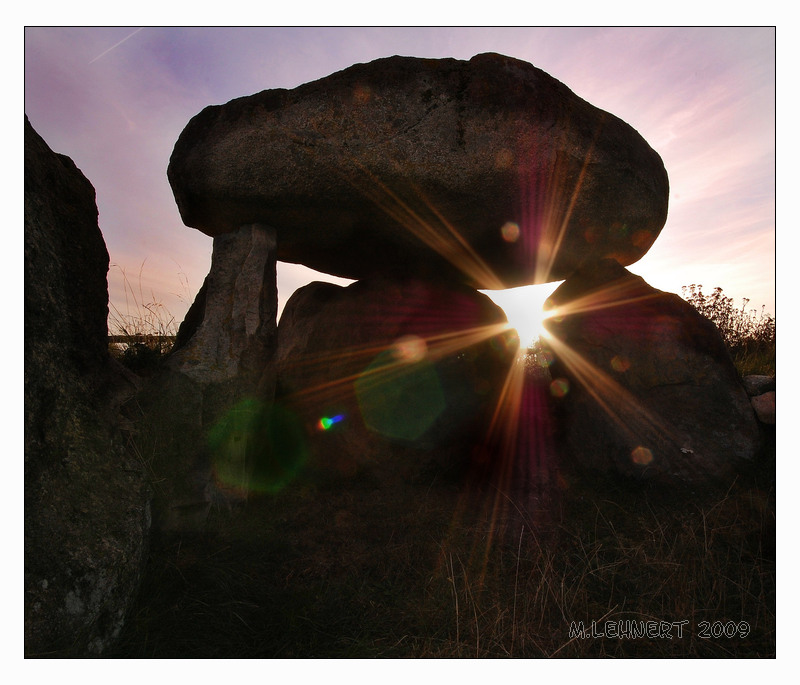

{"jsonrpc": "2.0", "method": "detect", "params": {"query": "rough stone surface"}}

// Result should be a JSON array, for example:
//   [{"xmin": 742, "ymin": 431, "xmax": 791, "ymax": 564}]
[
  {"xmin": 273, "ymin": 277, "xmax": 519, "ymax": 485},
  {"xmin": 543, "ymin": 259, "xmax": 761, "ymax": 485},
  {"xmin": 24, "ymin": 117, "xmax": 150, "ymax": 656},
  {"xmin": 138, "ymin": 224, "xmax": 279, "ymax": 531},
  {"xmin": 742, "ymin": 375, "xmax": 776, "ymax": 397},
  {"xmin": 169, "ymin": 224, "xmax": 278, "ymax": 387},
  {"xmin": 751, "ymin": 391, "xmax": 775, "ymax": 425},
  {"xmin": 168, "ymin": 53, "xmax": 669, "ymax": 288}
]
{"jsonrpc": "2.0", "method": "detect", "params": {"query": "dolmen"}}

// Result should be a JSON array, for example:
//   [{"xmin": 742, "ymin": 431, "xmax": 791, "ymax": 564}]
[
  {"xmin": 23, "ymin": 54, "xmax": 763, "ymax": 656},
  {"xmin": 161, "ymin": 52, "xmax": 760, "ymax": 504}
]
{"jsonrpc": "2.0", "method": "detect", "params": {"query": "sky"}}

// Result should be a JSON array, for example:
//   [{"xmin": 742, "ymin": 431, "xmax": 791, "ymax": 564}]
[{"xmin": 23, "ymin": 26, "xmax": 776, "ymax": 346}]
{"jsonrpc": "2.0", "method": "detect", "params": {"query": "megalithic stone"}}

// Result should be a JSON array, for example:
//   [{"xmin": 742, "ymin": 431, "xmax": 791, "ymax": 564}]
[
  {"xmin": 167, "ymin": 53, "xmax": 669, "ymax": 288},
  {"xmin": 169, "ymin": 223, "xmax": 278, "ymax": 390},
  {"xmin": 25, "ymin": 116, "xmax": 150, "ymax": 656},
  {"xmin": 273, "ymin": 275, "xmax": 520, "ymax": 484},
  {"xmin": 141, "ymin": 223, "xmax": 279, "ymax": 530},
  {"xmin": 543, "ymin": 259, "xmax": 761, "ymax": 484}
]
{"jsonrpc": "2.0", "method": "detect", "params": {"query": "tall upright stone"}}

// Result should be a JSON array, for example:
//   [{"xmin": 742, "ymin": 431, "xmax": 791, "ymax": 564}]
[
  {"xmin": 24, "ymin": 116, "xmax": 150, "ymax": 656},
  {"xmin": 139, "ymin": 224, "xmax": 279, "ymax": 530}
]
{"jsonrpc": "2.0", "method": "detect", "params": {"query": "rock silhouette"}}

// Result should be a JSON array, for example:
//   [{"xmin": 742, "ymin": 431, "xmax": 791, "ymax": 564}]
[
  {"xmin": 274, "ymin": 276, "xmax": 519, "ymax": 484},
  {"xmin": 24, "ymin": 117, "xmax": 150, "ymax": 656},
  {"xmin": 543, "ymin": 259, "xmax": 762, "ymax": 484},
  {"xmin": 168, "ymin": 52, "xmax": 669, "ymax": 288}
]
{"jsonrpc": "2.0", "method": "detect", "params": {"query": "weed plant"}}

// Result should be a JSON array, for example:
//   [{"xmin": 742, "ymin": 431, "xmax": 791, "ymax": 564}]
[{"xmin": 682, "ymin": 285, "xmax": 775, "ymax": 377}]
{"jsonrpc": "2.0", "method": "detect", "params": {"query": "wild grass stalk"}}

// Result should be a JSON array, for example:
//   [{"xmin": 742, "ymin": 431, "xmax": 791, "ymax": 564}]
[{"xmin": 107, "ymin": 262, "xmax": 180, "ymax": 369}]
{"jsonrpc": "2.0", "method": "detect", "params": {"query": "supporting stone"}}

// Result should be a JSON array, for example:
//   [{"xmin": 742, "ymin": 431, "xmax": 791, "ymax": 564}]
[
  {"xmin": 140, "ymin": 223, "xmax": 278, "ymax": 531},
  {"xmin": 274, "ymin": 276, "xmax": 519, "ymax": 486},
  {"xmin": 543, "ymin": 260, "xmax": 762, "ymax": 485}
]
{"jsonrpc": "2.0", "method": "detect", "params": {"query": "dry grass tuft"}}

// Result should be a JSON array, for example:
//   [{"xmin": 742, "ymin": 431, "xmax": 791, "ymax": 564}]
[{"xmin": 107, "ymin": 263, "xmax": 179, "ymax": 370}]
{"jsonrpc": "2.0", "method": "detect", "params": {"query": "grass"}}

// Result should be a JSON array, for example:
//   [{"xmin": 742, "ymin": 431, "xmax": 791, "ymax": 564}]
[
  {"xmin": 106, "ymin": 457, "xmax": 775, "ymax": 658},
  {"xmin": 106, "ymin": 371, "xmax": 775, "ymax": 659}
]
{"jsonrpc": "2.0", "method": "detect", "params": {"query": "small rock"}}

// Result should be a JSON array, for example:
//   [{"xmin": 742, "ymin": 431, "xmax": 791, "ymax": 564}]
[
  {"xmin": 751, "ymin": 391, "xmax": 776, "ymax": 425},
  {"xmin": 742, "ymin": 374, "xmax": 775, "ymax": 397}
]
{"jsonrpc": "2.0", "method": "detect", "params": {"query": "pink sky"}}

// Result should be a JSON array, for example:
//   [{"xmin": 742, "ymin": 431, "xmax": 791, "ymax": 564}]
[{"xmin": 24, "ymin": 27, "xmax": 775, "ymax": 343}]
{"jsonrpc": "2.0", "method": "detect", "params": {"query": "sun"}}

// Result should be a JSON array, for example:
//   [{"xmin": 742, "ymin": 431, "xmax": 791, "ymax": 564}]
[{"xmin": 482, "ymin": 283, "xmax": 560, "ymax": 349}]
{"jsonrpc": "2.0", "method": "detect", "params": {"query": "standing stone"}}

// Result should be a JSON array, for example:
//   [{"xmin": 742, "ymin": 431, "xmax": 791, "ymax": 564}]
[
  {"xmin": 543, "ymin": 260, "xmax": 761, "ymax": 485},
  {"xmin": 274, "ymin": 276, "xmax": 519, "ymax": 484},
  {"xmin": 168, "ymin": 52, "xmax": 669, "ymax": 288},
  {"xmin": 170, "ymin": 224, "xmax": 277, "ymax": 388},
  {"xmin": 139, "ymin": 224, "xmax": 278, "ymax": 530},
  {"xmin": 24, "ymin": 117, "xmax": 150, "ymax": 656}
]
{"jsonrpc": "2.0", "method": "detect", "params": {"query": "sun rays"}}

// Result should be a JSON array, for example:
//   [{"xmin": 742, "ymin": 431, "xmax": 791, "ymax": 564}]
[
  {"xmin": 280, "ymin": 320, "xmax": 518, "ymax": 411},
  {"xmin": 483, "ymin": 283, "xmax": 559, "ymax": 348},
  {"xmin": 212, "ymin": 123, "xmax": 671, "ymax": 584}
]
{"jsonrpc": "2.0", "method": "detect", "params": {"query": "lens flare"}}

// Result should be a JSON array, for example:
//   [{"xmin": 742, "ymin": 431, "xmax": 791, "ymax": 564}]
[
  {"xmin": 631, "ymin": 446, "xmax": 654, "ymax": 465},
  {"xmin": 610, "ymin": 355, "xmax": 631, "ymax": 372},
  {"xmin": 501, "ymin": 221, "xmax": 520, "ymax": 243},
  {"xmin": 317, "ymin": 414, "xmax": 345, "ymax": 431},
  {"xmin": 208, "ymin": 399, "xmax": 308, "ymax": 495},
  {"xmin": 550, "ymin": 378, "xmax": 570, "ymax": 398},
  {"xmin": 355, "ymin": 348, "xmax": 446, "ymax": 442},
  {"xmin": 392, "ymin": 334, "xmax": 427, "ymax": 363}
]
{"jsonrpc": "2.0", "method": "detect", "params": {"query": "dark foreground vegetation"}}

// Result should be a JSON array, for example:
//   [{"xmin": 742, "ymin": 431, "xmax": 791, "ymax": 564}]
[
  {"xmin": 107, "ymin": 439, "xmax": 775, "ymax": 658},
  {"xmin": 104, "ymin": 284, "xmax": 775, "ymax": 658},
  {"xmin": 682, "ymin": 285, "xmax": 775, "ymax": 377}
]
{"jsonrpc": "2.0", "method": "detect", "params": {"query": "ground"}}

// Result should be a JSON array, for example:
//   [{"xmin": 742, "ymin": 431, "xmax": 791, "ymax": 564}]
[{"xmin": 107, "ymin": 430, "xmax": 775, "ymax": 659}]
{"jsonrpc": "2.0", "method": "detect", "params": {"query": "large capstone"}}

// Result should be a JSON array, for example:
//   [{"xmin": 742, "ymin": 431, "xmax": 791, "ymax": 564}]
[
  {"xmin": 168, "ymin": 53, "xmax": 669, "ymax": 288},
  {"xmin": 543, "ymin": 260, "xmax": 762, "ymax": 485}
]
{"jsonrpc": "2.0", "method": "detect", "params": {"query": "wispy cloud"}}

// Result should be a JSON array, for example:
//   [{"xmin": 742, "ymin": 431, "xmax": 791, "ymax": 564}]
[{"xmin": 88, "ymin": 27, "xmax": 144, "ymax": 64}]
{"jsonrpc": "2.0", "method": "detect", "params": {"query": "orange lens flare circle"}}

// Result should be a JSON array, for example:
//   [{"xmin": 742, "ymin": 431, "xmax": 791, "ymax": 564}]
[
  {"xmin": 631, "ymin": 446, "xmax": 654, "ymax": 465},
  {"xmin": 392, "ymin": 335, "xmax": 427, "ymax": 363},
  {"xmin": 550, "ymin": 377, "xmax": 570, "ymax": 398},
  {"xmin": 501, "ymin": 221, "xmax": 521, "ymax": 243}
]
